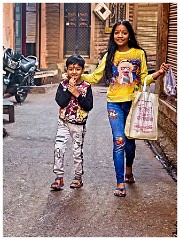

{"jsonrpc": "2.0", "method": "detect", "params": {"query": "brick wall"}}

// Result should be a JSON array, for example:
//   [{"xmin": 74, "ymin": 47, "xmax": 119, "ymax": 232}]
[{"xmin": 93, "ymin": 16, "xmax": 109, "ymax": 61}]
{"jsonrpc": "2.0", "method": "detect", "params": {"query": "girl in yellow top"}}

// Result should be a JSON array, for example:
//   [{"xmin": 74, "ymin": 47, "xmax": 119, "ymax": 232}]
[{"xmin": 81, "ymin": 20, "xmax": 170, "ymax": 197}]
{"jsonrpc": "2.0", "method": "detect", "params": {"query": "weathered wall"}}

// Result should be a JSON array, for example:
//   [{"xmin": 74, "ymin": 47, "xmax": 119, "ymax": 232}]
[
  {"xmin": 3, "ymin": 3, "xmax": 14, "ymax": 49},
  {"xmin": 129, "ymin": 3, "xmax": 158, "ymax": 72},
  {"xmin": 93, "ymin": 14, "xmax": 109, "ymax": 61},
  {"xmin": 151, "ymin": 3, "xmax": 177, "ymax": 174},
  {"xmin": 151, "ymin": 98, "xmax": 177, "ymax": 173},
  {"xmin": 46, "ymin": 3, "xmax": 60, "ymax": 63}
]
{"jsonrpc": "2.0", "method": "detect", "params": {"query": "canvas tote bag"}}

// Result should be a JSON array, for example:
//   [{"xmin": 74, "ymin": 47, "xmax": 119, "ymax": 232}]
[{"xmin": 125, "ymin": 78, "xmax": 159, "ymax": 140}]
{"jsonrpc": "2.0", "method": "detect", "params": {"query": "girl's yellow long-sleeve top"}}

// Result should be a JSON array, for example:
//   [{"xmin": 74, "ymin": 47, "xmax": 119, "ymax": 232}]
[{"xmin": 82, "ymin": 48, "xmax": 154, "ymax": 102}]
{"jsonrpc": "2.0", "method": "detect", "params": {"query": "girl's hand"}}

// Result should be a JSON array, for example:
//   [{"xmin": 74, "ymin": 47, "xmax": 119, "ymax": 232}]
[
  {"xmin": 153, "ymin": 63, "xmax": 171, "ymax": 79},
  {"xmin": 62, "ymin": 73, "xmax": 68, "ymax": 79},
  {"xmin": 158, "ymin": 63, "xmax": 171, "ymax": 75}
]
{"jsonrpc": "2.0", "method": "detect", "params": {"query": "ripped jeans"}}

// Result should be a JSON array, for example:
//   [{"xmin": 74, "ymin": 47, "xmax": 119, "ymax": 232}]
[{"xmin": 107, "ymin": 102, "xmax": 136, "ymax": 184}]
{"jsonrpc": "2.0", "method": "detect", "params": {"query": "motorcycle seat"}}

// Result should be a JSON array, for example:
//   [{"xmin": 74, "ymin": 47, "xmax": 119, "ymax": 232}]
[{"xmin": 21, "ymin": 56, "xmax": 36, "ymax": 73}]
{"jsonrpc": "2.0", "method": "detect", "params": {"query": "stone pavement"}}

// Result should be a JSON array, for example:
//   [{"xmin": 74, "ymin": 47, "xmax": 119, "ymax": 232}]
[{"xmin": 3, "ymin": 84, "xmax": 177, "ymax": 237}]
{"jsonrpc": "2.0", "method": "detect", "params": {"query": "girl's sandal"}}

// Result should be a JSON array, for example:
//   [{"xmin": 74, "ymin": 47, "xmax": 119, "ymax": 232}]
[
  {"xmin": 70, "ymin": 176, "xmax": 83, "ymax": 188},
  {"xmin": 125, "ymin": 173, "xmax": 135, "ymax": 184},
  {"xmin": 51, "ymin": 177, "xmax": 64, "ymax": 190},
  {"xmin": 114, "ymin": 187, "xmax": 126, "ymax": 197}
]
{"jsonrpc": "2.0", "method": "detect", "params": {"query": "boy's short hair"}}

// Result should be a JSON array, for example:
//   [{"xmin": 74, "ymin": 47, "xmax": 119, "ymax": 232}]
[{"xmin": 66, "ymin": 54, "xmax": 85, "ymax": 69}]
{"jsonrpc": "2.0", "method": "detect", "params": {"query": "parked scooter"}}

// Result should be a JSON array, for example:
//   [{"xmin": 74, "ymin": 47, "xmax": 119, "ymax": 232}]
[{"xmin": 3, "ymin": 47, "xmax": 38, "ymax": 103}]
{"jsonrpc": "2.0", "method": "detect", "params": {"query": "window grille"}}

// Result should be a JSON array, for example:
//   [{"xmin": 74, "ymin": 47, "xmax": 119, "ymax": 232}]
[{"xmin": 108, "ymin": 3, "xmax": 126, "ymax": 27}]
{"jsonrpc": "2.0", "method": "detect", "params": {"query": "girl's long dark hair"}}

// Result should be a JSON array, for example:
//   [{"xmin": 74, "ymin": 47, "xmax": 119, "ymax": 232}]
[{"xmin": 105, "ymin": 20, "xmax": 147, "ymax": 81}]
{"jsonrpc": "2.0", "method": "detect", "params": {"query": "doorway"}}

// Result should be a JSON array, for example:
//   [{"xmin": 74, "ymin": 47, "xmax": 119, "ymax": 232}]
[{"xmin": 14, "ymin": 3, "xmax": 38, "ymax": 57}]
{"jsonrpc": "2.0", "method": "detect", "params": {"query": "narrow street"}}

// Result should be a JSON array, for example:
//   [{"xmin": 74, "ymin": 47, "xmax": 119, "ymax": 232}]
[{"xmin": 3, "ymin": 84, "xmax": 177, "ymax": 237}]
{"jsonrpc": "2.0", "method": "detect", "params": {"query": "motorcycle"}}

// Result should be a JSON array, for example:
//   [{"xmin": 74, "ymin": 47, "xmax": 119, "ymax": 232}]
[{"xmin": 3, "ymin": 47, "xmax": 38, "ymax": 103}]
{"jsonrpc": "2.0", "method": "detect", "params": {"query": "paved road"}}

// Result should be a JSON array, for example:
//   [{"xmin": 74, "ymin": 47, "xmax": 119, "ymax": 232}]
[{"xmin": 3, "ymin": 85, "xmax": 177, "ymax": 237}]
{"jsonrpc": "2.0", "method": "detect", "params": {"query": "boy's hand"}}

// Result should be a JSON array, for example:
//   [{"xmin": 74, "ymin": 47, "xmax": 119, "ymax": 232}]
[
  {"xmin": 68, "ymin": 78, "xmax": 80, "ymax": 98},
  {"xmin": 69, "ymin": 78, "xmax": 76, "ymax": 86}
]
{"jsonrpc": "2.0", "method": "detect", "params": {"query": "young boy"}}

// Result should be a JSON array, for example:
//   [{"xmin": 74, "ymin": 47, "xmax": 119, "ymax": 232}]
[{"xmin": 51, "ymin": 54, "xmax": 93, "ymax": 190}]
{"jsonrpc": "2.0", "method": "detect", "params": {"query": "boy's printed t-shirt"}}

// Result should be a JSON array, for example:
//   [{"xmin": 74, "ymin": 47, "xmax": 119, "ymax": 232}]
[
  {"xmin": 82, "ymin": 48, "xmax": 155, "ymax": 102},
  {"xmin": 56, "ymin": 80, "xmax": 93, "ymax": 125}
]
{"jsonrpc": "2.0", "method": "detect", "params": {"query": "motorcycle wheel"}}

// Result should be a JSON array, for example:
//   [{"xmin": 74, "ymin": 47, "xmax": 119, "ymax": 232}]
[{"xmin": 15, "ymin": 92, "xmax": 28, "ymax": 103}]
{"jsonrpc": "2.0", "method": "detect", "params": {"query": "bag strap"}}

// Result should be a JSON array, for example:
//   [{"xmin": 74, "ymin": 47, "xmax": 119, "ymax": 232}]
[{"xmin": 142, "ymin": 77, "xmax": 147, "ymax": 92}]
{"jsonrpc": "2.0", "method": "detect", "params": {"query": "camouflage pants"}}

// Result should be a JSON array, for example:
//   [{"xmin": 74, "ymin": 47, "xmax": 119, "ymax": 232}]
[{"xmin": 53, "ymin": 119, "xmax": 86, "ymax": 178}]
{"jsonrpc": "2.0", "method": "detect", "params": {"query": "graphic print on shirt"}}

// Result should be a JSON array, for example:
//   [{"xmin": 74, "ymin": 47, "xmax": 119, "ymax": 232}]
[
  {"xmin": 111, "ymin": 59, "xmax": 141, "ymax": 87},
  {"xmin": 118, "ymin": 60, "xmax": 134, "ymax": 84},
  {"xmin": 59, "ymin": 80, "xmax": 90, "ymax": 124}
]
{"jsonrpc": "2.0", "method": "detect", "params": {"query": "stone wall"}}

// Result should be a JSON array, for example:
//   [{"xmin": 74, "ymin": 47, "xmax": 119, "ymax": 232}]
[{"xmin": 148, "ymin": 101, "xmax": 177, "ymax": 177}]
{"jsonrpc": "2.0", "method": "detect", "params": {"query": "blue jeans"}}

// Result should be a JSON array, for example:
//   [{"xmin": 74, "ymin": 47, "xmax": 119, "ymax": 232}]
[{"xmin": 107, "ymin": 102, "xmax": 136, "ymax": 184}]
